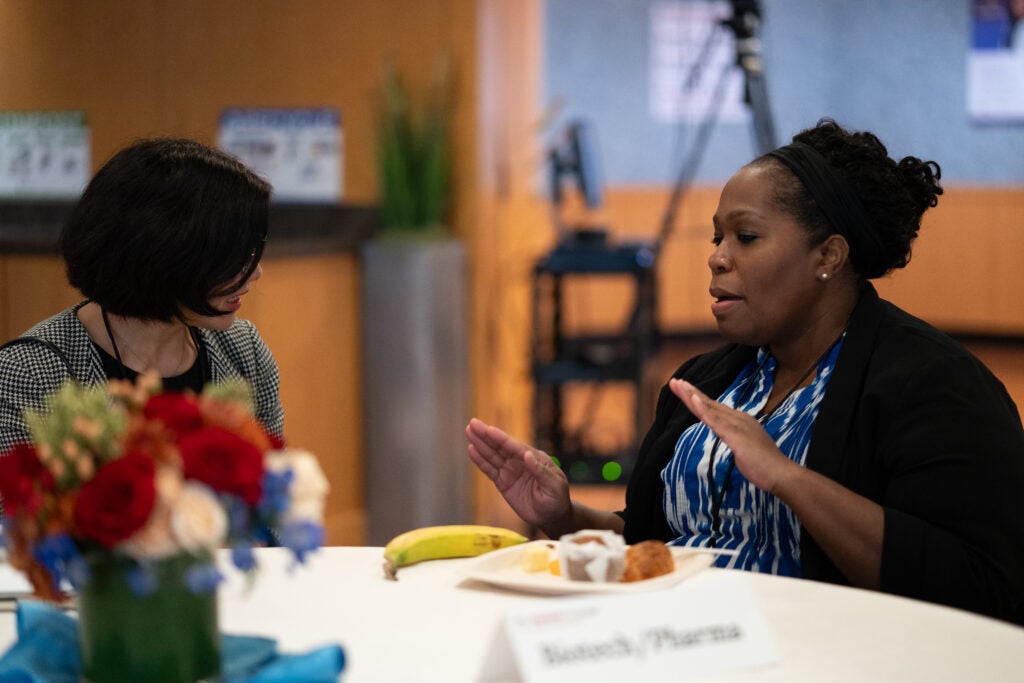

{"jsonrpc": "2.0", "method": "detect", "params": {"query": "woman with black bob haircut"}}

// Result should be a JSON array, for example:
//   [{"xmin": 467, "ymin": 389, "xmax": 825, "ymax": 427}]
[
  {"xmin": 0, "ymin": 137, "xmax": 283, "ymax": 450},
  {"xmin": 468, "ymin": 119, "xmax": 1024, "ymax": 623}
]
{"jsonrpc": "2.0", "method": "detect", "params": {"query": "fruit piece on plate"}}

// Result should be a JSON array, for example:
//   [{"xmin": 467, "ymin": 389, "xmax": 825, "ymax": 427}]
[{"xmin": 520, "ymin": 544, "xmax": 551, "ymax": 573}]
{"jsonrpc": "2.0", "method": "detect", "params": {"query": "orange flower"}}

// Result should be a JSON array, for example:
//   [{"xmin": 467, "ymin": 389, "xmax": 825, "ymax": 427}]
[
  {"xmin": 121, "ymin": 415, "xmax": 181, "ymax": 468},
  {"xmin": 198, "ymin": 397, "xmax": 273, "ymax": 452}
]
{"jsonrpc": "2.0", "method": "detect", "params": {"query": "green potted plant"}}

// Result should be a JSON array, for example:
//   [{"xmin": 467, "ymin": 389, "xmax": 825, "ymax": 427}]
[
  {"xmin": 361, "ymin": 58, "xmax": 471, "ymax": 546},
  {"xmin": 376, "ymin": 59, "xmax": 452, "ymax": 237}
]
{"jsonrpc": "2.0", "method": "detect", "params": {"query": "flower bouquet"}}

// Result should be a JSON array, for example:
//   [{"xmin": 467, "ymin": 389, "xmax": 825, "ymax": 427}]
[{"xmin": 0, "ymin": 375, "xmax": 329, "ymax": 683}]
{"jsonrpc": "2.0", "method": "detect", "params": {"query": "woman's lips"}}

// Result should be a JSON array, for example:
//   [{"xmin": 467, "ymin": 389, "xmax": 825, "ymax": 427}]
[
  {"xmin": 221, "ymin": 291, "xmax": 246, "ymax": 312},
  {"xmin": 710, "ymin": 289, "xmax": 742, "ymax": 316}
]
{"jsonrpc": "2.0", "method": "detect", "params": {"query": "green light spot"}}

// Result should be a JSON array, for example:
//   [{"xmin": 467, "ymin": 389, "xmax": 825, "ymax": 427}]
[
  {"xmin": 602, "ymin": 461, "xmax": 623, "ymax": 482},
  {"xmin": 550, "ymin": 456, "xmax": 561, "ymax": 468}
]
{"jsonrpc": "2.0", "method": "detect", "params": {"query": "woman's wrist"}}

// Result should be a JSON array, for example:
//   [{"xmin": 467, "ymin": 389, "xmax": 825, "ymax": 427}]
[
  {"xmin": 540, "ymin": 501, "xmax": 579, "ymax": 540},
  {"xmin": 541, "ymin": 501, "xmax": 625, "ymax": 539}
]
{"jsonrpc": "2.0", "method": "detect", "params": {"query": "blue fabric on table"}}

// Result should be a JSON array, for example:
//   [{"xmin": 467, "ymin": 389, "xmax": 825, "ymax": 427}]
[{"xmin": 0, "ymin": 600, "xmax": 345, "ymax": 683}]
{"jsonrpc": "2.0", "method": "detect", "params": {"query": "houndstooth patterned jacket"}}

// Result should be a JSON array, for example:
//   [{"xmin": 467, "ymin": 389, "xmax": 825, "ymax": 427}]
[{"xmin": 0, "ymin": 302, "xmax": 284, "ymax": 452}]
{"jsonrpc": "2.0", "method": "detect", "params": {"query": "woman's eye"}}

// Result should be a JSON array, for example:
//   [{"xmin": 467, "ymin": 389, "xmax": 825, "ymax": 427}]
[
  {"xmin": 737, "ymin": 233, "xmax": 758, "ymax": 244},
  {"xmin": 711, "ymin": 234, "xmax": 723, "ymax": 246}
]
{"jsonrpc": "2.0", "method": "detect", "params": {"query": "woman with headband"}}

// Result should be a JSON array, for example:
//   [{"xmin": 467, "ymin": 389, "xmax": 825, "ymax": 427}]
[{"xmin": 467, "ymin": 119, "xmax": 1024, "ymax": 623}]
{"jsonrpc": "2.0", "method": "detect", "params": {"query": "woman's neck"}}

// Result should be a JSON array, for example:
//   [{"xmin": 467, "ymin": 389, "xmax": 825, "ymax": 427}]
[
  {"xmin": 768, "ymin": 283, "xmax": 860, "ymax": 392},
  {"xmin": 80, "ymin": 303, "xmax": 197, "ymax": 377}
]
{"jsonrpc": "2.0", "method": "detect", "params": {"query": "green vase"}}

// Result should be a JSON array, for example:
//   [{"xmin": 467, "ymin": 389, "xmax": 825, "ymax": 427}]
[{"xmin": 77, "ymin": 552, "xmax": 221, "ymax": 683}]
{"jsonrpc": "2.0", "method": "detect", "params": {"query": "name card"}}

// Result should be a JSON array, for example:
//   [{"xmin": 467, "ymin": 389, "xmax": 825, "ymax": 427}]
[{"xmin": 492, "ymin": 579, "xmax": 779, "ymax": 682}]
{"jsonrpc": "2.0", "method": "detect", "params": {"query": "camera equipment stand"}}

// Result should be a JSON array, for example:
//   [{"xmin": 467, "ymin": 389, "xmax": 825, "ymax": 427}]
[
  {"xmin": 655, "ymin": 0, "xmax": 778, "ymax": 254},
  {"xmin": 530, "ymin": 0, "xmax": 777, "ymax": 486}
]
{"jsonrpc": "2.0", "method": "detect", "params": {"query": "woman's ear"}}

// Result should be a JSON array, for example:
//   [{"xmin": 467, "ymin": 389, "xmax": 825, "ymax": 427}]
[{"xmin": 817, "ymin": 234, "xmax": 850, "ymax": 278}]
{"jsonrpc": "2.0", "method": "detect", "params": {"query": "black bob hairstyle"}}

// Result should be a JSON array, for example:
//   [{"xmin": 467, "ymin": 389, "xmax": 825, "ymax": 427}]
[{"xmin": 60, "ymin": 137, "xmax": 271, "ymax": 322}]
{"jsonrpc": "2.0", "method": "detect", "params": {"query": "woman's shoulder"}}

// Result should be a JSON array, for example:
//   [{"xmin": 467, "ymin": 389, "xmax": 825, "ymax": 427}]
[
  {"xmin": 198, "ymin": 318, "xmax": 272, "ymax": 372},
  {"xmin": 19, "ymin": 303, "xmax": 89, "ymax": 341},
  {"xmin": 0, "ymin": 303, "xmax": 90, "ymax": 364},
  {"xmin": 201, "ymin": 318, "xmax": 262, "ymax": 350},
  {"xmin": 866, "ymin": 297, "xmax": 1015, "ymax": 405},
  {"xmin": 872, "ymin": 298, "xmax": 979, "ymax": 363}
]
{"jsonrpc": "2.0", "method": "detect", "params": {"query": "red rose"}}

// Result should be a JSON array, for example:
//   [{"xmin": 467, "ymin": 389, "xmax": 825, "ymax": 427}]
[
  {"xmin": 179, "ymin": 427, "xmax": 263, "ymax": 505},
  {"xmin": 0, "ymin": 444, "xmax": 53, "ymax": 517},
  {"xmin": 73, "ymin": 451, "xmax": 156, "ymax": 548},
  {"xmin": 144, "ymin": 392, "xmax": 204, "ymax": 434}
]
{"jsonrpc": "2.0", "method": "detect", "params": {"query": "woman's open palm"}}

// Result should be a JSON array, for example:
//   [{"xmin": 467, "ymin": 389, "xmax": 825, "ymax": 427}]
[{"xmin": 465, "ymin": 418, "xmax": 571, "ymax": 530}]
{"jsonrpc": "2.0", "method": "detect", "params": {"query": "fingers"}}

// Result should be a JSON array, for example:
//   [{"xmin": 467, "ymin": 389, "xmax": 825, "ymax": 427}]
[
  {"xmin": 523, "ymin": 449, "xmax": 569, "ymax": 491},
  {"xmin": 466, "ymin": 417, "xmax": 533, "ymax": 474},
  {"xmin": 670, "ymin": 378, "xmax": 712, "ymax": 421},
  {"xmin": 467, "ymin": 443, "xmax": 499, "ymax": 480},
  {"xmin": 466, "ymin": 427, "xmax": 506, "ymax": 473},
  {"xmin": 669, "ymin": 378, "xmax": 747, "ymax": 437},
  {"xmin": 465, "ymin": 418, "xmax": 500, "ymax": 457},
  {"xmin": 522, "ymin": 449, "xmax": 552, "ymax": 476},
  {"xmin": 466, "ymin": 417, "xmax": 518, "ymax": 453}
]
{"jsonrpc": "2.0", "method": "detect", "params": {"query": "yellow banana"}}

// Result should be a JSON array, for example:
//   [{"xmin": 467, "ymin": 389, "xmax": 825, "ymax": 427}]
[{"xmin": 382, "ymin": 524, "xmax": 527, "ymax": 580}]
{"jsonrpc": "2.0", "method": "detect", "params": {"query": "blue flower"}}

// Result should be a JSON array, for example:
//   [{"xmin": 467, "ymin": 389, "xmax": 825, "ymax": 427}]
[
  {"xmin": 184, "ymin": 562, "xmax": 223, "ymax": 594},
  {"xmin": 223, "ymin": 494, "xmax": 252, "ymax": 536},
  {"xmin": 259, "ymin": 469, "xmax": 293, "ymax": 518},
  {"xmin": 125, "ymin": 562, "xmax": 158, "ymax": 597},
  {"xmin": 32, "ymin": 534, "xmax": 89, "ymax": 592},
  {"xmin": 277, "ymin": 520, "xmax": 324, "ymax": 566},
  {"xmin": 231, "ymin": 542, "xmax": 257, "ymax": 572}
]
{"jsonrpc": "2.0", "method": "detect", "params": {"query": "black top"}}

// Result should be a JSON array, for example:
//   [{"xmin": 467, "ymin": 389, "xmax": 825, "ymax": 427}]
[
  {"xmin": 93, "ymin": 341, "xmax": 205, "ymax": 393},
  {"xmin": 622, "ymin": 283, "xmax": 1024, "ymax": 623}
]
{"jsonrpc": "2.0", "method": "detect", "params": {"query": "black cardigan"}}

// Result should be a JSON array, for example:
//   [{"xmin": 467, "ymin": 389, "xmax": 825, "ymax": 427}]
[{"xmin": 622, "ymin": 284, "xmax": 1024, "ymax": 622}]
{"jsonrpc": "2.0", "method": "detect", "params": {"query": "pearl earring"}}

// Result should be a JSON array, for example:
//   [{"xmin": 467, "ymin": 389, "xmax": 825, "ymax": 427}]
[{"xmin": 820, "ymin": 273, "xmax": 828, "ymax": 280}]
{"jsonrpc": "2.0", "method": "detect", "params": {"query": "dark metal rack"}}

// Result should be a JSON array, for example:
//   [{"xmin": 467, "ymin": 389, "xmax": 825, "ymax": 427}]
[
  {"xmin": 530, "ymin": 1, "xmax": 776, "ymax": 486},
  {"xmin": 530, "ymin": 239, "xmax": 659, "ymax": 485}
]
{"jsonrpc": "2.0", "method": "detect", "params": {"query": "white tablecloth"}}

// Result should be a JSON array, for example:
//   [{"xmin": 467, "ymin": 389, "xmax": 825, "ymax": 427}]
[{"xmin": 3, "ymin": 546, "xmax": 1023, "ymax": 682}]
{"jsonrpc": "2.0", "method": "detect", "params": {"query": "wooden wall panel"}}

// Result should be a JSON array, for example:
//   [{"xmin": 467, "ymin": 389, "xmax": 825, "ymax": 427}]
[
  {"xmin": 0, "ymin": 0, "xmax": 477, "ymax": 201},
  {"xmin": 242, "ymin": 254, "xmax": 364, "ymax": 546},
  {"xmin": 874, "ymin": 187, "xmax": 1024, "ymax": 334},
  {"xmin": 0, "ymin": 2, "xmax": 164, "ymax": 161},
  {"xmin": 0, "ymin": 256, "xmax": 80, "ymax": 339}
]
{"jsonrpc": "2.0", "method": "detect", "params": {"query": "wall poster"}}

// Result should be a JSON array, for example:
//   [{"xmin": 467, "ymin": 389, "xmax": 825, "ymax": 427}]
[
  {"xmin": 0, "ymin": 111, "xmax": 90, "ymax": 198},
  {"xmin": 968, "ymin": 0, "xmax": 1024, "ymax": 122},
  {"xmin": 217, "ymin": 108, "xmax": 343, "ymax": 203},
  {"xmin": 649, "ymin": 0, "xmax": 749, "ymax": 125}
]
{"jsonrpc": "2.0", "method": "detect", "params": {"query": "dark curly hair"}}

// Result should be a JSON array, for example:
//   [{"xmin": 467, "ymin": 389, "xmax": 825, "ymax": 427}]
[
  {"xmin": 60, "ymin": 137, "xmax": 270, "ymax": 322},
  {"xmin": 753, "ymin": 119, "xmax": 943, "ymax": 279}
]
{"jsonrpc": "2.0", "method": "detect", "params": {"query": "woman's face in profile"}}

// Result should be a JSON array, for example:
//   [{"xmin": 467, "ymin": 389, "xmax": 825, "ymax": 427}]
[
  {"xmin": 184, "ymin": 262, "xmax": 264, "ymax": 331},
  {"xmin": 708, "ymin": 164, "xmax": 824, "ymax": 348}
]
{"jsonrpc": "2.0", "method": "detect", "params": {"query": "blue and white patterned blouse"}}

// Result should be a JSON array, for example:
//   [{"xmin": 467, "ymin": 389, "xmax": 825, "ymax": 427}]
[{"xmin": 661, "ymin": 336, "xmax": 844, "ymax": 576}]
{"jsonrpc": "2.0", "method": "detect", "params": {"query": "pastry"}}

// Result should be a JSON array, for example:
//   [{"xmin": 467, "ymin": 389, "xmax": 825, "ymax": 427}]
[
  {"xmin": 621, "ymin": 540, "xmax": 675, "ymax": 582},
  {"xmin": 557, "ymin": 529, "xmax": 626, "ymax": 582}
]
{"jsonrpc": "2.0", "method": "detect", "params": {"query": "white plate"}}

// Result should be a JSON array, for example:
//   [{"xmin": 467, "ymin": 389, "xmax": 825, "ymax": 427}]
[{"xmin": 458, "ymin": 540, "xmax": 723, "ymax": 595}]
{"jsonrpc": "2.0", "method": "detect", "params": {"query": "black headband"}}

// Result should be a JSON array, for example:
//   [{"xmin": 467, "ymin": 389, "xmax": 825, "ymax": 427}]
[{"xmin": 767, "ymin": 141, "xmax": 883, "ymax": 273}]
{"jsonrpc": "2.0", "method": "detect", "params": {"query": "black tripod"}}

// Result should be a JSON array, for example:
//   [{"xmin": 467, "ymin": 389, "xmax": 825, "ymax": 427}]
[{"xmin": 654, "ymin": 0, "xmax": 778, "ymax": 255}]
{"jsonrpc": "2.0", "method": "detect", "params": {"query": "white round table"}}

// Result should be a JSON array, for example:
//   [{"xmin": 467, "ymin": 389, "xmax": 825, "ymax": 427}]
[{"xmin": 2, "ymin": 546, "xmax": 1022, "ymax": 682}]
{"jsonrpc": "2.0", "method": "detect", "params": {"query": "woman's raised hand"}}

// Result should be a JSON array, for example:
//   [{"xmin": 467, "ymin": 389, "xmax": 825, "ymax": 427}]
[
  {"xmin": 669, "ymin": 379, "xmax": 799, "ymax": 494},
  {"xmin": 465, "ymin": 418, "xmax": 572, "ymax": 531}
]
